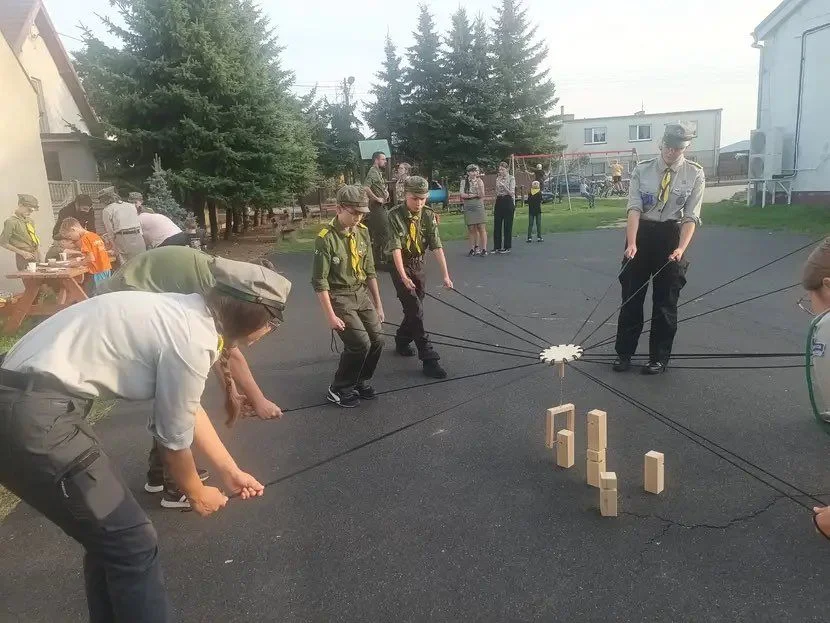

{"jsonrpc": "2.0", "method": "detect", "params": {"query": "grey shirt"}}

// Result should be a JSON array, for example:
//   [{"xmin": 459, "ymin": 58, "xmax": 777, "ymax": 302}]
[
  {"xmin": 627, "ymin": 155, "xmax": 705, "ymax": 225},
  {"xmin": 2, "ymin": 291, "xmax": 220, "ymax": 450}
]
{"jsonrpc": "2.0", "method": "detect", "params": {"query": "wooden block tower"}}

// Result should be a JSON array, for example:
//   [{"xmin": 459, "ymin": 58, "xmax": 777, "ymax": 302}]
[
  {"xmin": 545, "ymin": 403, "xmax": 575, "ymax": 449},
  {"xmin": 599, "ymin": 471, "xmax": 618, "ymax": 517},
  {"xmin": 586, "ymin": 409, "xmax": 607, "ymax": 488},
  {"xmin": 644, "ymin": 451, "xmax": 665, "ymax": 494}
]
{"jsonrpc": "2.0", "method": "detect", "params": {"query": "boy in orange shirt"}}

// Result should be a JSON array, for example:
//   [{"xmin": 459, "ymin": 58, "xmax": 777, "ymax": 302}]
[{"xmin": 60, "ymin": 217, "xmax": 113, "ymax": 293}]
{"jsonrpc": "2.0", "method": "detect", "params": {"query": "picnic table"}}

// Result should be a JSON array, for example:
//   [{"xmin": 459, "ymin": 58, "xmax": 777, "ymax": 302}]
[{"xmin": 2, "ymin": 266, "xmax": 88, "ymax": 334}]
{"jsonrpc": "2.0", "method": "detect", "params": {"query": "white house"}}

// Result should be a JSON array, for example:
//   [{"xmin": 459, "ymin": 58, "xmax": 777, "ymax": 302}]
[
  {"xmin": 0, "ymin": 0, "xmax": 98, "ymax": 183},
  {"xmin": 752, "ymin": 0, "xmax": 830, "ymax": 203},
  {"xmin": 559, "ymin": 109, "xmax": 723, "ymax": 178}
]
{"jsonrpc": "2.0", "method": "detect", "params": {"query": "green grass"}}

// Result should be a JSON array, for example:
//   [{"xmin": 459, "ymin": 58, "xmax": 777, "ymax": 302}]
[{"xmin": 274, "ymin": 198, "xmax": 829, "ymax": 254}]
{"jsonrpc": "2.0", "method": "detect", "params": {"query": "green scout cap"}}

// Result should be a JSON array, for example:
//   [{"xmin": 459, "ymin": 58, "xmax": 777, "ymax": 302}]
[
  {"xmin": 212, "ymin": 256, "xmax": 292, "ymax": 320},
  {"xmin": 663, "ymin": 123, "xmax": 696, "ymax": 148},
  {"xmin": 336, "ymin": 185, "xmax": 370, "ymax": 213},
  {"xmin": 128, "ymin": 192, "xmax": 143, "ymax": 202},
  {"xmin": 465, "ymin": 164, "xmax": 479, "ymax": 173},
  {"xmin": 17, "ymin": 194, "xmax": 39, "ymax": 209},
  {"xmin": 97, "ymin": 187, "xmax": 120, "ymax": 204},
  {"xmin": 404, "ymin": 176, "xmax": 429, "ymax": 196}
]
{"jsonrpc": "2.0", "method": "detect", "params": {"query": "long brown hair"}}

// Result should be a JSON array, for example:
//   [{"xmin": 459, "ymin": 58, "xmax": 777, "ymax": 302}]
[{"xmin": 205, "ymin": 288, "xmax": 272, "ymax": 427}]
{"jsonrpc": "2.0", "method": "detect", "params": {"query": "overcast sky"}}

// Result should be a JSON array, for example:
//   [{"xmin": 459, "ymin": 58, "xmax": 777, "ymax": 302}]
[{"xmin": 48, "ymin": 0, "xmax": 782, "ymax": 146}]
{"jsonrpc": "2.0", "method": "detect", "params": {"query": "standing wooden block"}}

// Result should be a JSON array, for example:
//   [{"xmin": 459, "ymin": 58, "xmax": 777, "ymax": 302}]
[
  {"xmin": 586, "ymin": 456, "xmax": 606, "ymax": 488},
  {"xmin": 599, "ymin": 471, "xmax": 617, "ymax": 490},
  {"xmin": 587, "ymin": 409, "xmax": 607, "ymax": 451},
  {"xmin": 600, "ymin": 489, "xmax": 618, "ymax": 517},
  {"xmin": 587, "ymin": 449, "xmax": 606, "ymax": 463},
  {"xmin": 644, "ymin": 451, "xmax": 665, "ymax": 494},
  {"xmin": 545, "ymin": 411, "xmax": 555, "ymax": 448},
  {"xmin": 556, "ymin": 429, "xmax": 574, "ymax": 468},
  {"xmin": 555, "ymin": 361, "xmax": 565, "ymax": 379},
  {"xmin": 546, "ymin": 403, "xmax": 575, "ymax": 449}
]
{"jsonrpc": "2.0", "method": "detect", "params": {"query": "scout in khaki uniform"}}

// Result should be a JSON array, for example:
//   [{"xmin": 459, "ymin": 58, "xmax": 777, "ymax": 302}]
[
  {"xmin": 98, "ymin": 187, "xmax": 147, "ymax": 264},
  {"xmin": 0, "ymin": 194, "xmax": 41, "ymax": 270},
  {"xmin": 363, "ymin": 150, "xmax": 390, "ymax": 268},
  {"xmin": 613, "ymin": 123, "xmax": 705, "ymax": 375},
  {"xmin": 312, "ymin": 185, "xmax": 385, "ymax": 408},
  {"xmin": 387, "ymin": 176, "xmax": 454, "ymax": 379}
]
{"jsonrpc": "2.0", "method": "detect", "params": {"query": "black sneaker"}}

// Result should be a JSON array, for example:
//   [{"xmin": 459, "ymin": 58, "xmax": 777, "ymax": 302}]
[
  {"xmin": 396, "ymin": 342, "xmax": 416, "ymax": 357},
  {"xmin": 478, "ymin": 249, "xmax": 488, "ymax": 256},
  {"xmin": 502, "ymin": 248, "xmax": 511, "ymax": 254},
  {"xmin": 160, "ymin": 488, "xmax": 190, "ymax": 509},
  {"xmin": 526, "ymin": 238, "xmax": 533, "ymax": 243},
  {"xmin": 467, "ymin": 247, "xmax": 477, "ymax": 257},
  {"xmin": 327, "ymin": 386, "xmax": 360, "ymax": 408},
  {"xmin": 494, "ymin": 249, "xmax": 504, "ymax": 254},
  {"xmin": 642, "ymin": 361, "xmax": 666, "ymax": 375},
  {"xmin": 145, "ymin": 468, "xmax": 208, "ymax": 494},
  {"xmin": 423, "ymin": 360, "xmax": 447, "ymax": 379},
  {"xmin": 612, "ymin": 357, "xmax": 631, "ymax": 372},
  {"xmin": 355, "ymin": 383, "xmax": 376, "ymax": 400},
  {"xmin": 537, "ymin": 237, "xmax": 544, "ymax": 242}
]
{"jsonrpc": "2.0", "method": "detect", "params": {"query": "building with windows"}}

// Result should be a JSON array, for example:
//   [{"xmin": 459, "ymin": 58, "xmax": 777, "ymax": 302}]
[{"xmin": 559, "ymin": 109, "xmax": 723, "ymax": 178}]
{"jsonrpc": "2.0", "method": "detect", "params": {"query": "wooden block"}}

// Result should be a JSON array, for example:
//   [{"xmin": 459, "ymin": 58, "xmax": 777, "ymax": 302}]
[
  {"xmin": 556, "ymin": 429, "xmax": 574, "ymax": 468},
  {"xmin": 555, "ymin": 361, "xmax": 565, "ymax": 379},
  {"xmin": 587, "ymin": 457, "xmax": 606, "ymax": 488},
  {"xmin": 600, "ymin": 471, "xmax": 617, "ymax": 490},
  {"xmin": 644, "ymin": 451, "xmax": 665, "ymax": 494},
  {"xmin": 587, "ymin": 409, "xmax": 607, "ymax": 451},
  {"xmin": 600, "ymin": 489, "xmax": 618, "ymax": 517},
  {"xmin": 587, "ymin": 448, "xmax": 606, "ymax": 463},
  {"xmin": 545, "ymin": 411, "xmax": 555, "ymax": 449},
  {"xmin": 546, "ymin": 403, "xmax": 575, "ymax": 434}
]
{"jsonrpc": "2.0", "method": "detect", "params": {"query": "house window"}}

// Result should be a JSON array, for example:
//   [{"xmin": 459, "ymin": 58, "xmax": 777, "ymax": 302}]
[
  {"xmin": 629, "ymin": 124, "xmax": 651, "ymax": 141},
  {"xmin": 43, "ymin": 150, "xmax": 62, "ymax": 181},
  {"xmin": 584, "ymin": 127, "xmax": 607, "ymax": 145},
  {"xmin": 31, "ymin": 78, "xmax": 49, "ymax": 133}
]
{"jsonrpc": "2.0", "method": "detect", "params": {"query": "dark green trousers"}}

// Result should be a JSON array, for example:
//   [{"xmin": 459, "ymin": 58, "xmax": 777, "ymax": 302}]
[{"xmin": 331, "ymin": 285, "xmax": 384, "ymax": 391}]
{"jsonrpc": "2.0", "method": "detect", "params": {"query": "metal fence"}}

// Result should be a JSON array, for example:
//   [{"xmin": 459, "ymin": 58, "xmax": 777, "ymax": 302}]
[{"xmin": 49, "ymin": 180, "xmax": 111, "ymax": 235}]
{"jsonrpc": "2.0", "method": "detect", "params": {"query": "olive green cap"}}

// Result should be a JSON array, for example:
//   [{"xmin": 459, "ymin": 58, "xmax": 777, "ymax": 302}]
[
  {"xmin": 17, "ymin": 194, "xmax": 38, "ymax": 209},
  {"xmin": 97, "ymin": 186, "xmax": 120, "ymax": 204},
  {"xmin": 663, "ymin": 123, "xmax": 696, "ymax": 148},
  {"xmin": 404, "ymin": 176, "xmax": 429, "ymax": 195},
  {"xmin": 211, "ymin": 257, "xmax": 292, "ymax": 321},
  {"xmin": 128, "ymin": 192, "xmax": 143, "ymax": 202},
  {"xmin": 336, "ymin": 185, "xmax": 370, "ymax": 213}
]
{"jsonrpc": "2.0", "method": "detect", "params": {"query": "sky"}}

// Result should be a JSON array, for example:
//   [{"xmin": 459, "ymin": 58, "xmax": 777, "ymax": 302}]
[{"xmin": 47, "ymin": 0, "xmax": 783, "ymax": 147}]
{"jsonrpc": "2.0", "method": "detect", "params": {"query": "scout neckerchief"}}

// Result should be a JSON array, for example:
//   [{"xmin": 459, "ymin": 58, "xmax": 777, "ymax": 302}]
[
  {"xmin": 806, "ymin": 310, "xmax": 830, "ymax": 436},
  {"xmin": 658, "ymin": 166, "xmax": 673, "ymax": 205},
  {"xmin": 330, "ymin": 217, "xmax": 364, "ymax": 280},
  {"xmin": 406, "ymin": 210, "xmax": 423, "ymax": 255},
  {"xmin": 217, "ymin": 335, "xmax": 225, "ymax": 354},
  {"xmin": 530, "ymin": 188, "xmax": 540, "ymax": 195},
  {"xmin": 23, "ymin": 217, "xmax": 39, "ymax": 247}
]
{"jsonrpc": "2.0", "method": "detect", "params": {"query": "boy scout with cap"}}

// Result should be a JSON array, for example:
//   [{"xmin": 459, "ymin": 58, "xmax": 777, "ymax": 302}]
[
  {"xmin": 387, "ymin": 176, "xmax": 454, "ymax": 379},
  {"xmin": 613, "ymin": 122, "xmax": 705, "ymax": 375},
  {"xmin": 1, "ymin": 194, "xmax": 41, "ymax": 270},
  {"xmin": 312, "ymin": 185, "xmax": 385, "ymax": 408}
]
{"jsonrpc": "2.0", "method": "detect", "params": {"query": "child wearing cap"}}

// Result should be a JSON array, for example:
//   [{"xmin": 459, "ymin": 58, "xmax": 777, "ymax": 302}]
[
  {"xmin": 312, "ymin": 184, "xmax": 385, "ymax": 408},
  {"xmin": 60, "ymin": 217, "xmax": 112, "ymax": 294},
  {"xmin": 526, "ymin": 180, "xmax": 544, "ymax": 242},
  {"xmin": 1, "ymin": 194, "xmax": 41, "ymax": 270}
]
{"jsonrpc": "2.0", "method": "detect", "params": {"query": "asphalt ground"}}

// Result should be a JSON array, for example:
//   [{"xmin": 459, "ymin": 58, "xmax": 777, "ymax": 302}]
[{"xmin": 2, "ymin": 227, "xmax": 829, "ymax": 622}]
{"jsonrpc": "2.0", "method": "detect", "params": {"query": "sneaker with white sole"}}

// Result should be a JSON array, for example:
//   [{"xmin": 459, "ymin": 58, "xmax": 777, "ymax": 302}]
[
  {"xmin": 145, "ymin": 468, "xmax": 209, "ymax": 494},
  {"xmin": 160, "ymin": 488, "xmax": 191, "ymax": 509},
  {"xmin": 327, "ymin": 386, "xmax": 360, "ymax": 408}
]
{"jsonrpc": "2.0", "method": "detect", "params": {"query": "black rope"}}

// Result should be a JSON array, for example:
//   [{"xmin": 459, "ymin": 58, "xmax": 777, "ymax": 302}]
[
  {"xmin": 575, "ymin": 359, "xmax": 805, "ymax": 371},
  {"xmin": 577, "ymin": 260, "xmax": 673, "ymax": 347},
  {"xmin": 570, "ymin": 258, "xmax": 630, "ymax": 343},
  {"xmin": 448, "ymin": 286, "xmax": 552, "ymax": 347},
  {"xmin": 423, "ymin": 290, "xmax": 547, "ymax": 350},
  {"xmin": 570, "ymin": 363, "xmax": 822, "ymax": 511},
  {"xmin": 581, "ymin": 352, "xmax": 803, "ymax": 360},
  {"xmin": 381, "ymin": 321, "xmax": 539, "ymax": 355},
  {"xmin": 233, "ymin": 363, "xmax": 543, "ymax": 495}
]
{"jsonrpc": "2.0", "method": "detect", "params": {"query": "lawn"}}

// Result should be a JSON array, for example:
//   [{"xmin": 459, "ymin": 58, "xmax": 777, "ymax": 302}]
[{"xmin": 275, "ymin": 198, "xmax": 829, "ymax": 253}]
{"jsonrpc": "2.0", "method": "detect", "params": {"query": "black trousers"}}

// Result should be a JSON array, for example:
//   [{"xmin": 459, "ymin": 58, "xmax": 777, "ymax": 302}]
[
  {"xmin": 390, "ymin": 258, "xmax": 439, "ymax": 361},
  {"xmin": 493, "ymin": 195, "xmax": 515, "ymax": 250},
  {"xmin": 614, "ymin": 220, "xmax": 689, "ymax": 364},
  {"xmin": 0, "ymin": 376, "xmax": 170, "ymax": 623},
  {"xmin": 331, "ymin": 286, "xmax": 385, "ymax": 391},
  {"xmin": 366, "ymin": 201, "xmax": 389, "ymax": 268},
  {"xmin": 527, "ymin": 212, "xmax": 542, "ymax": 239}
]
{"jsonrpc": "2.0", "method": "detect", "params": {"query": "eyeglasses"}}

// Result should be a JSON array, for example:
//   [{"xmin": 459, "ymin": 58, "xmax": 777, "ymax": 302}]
[{"xmin": 797, "ymin": 295, "xmax": 814, "ymax": 316}]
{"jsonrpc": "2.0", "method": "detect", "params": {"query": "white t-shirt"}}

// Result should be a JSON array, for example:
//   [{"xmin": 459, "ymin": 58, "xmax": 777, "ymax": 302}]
[
  {"xmin": 138, "ymin": 212, "xmax": 182, "ymax": 248},
  {"xmin": 2, "ymin": 291, "xmax": 219, "ymax": 450}
]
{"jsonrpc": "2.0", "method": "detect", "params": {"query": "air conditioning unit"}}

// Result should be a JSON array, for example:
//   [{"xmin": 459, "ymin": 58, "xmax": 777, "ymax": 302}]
[{"xmin": 749, "ymin": 128, "xmax": 784, "ymax": 179}]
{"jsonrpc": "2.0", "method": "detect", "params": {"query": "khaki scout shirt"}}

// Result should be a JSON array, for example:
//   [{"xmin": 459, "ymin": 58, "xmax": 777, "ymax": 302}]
[
  {"xmin": 311, "ymin": 219, "xmax": 376, "ymax": 292},
  {"xmin": 364, "ymin": 166, "xmax": 387, "ymax": 202},
  {"xmin": 387, "ymin": 204, "xmax": 442, "ymax": 260},
  {"xmin": 0, "ymin": 214, "xmax": 39, "ymax": 253},
  {"xmin": 627, "ymin": 155, "xmax": 705, "ymax": 225}
]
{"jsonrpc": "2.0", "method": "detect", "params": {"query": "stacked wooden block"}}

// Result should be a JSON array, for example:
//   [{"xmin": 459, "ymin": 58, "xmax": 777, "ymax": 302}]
[
  {"xmin": 546, "ymin": 403, "xmax": 575, "ymax": 469},
  {"xmin": 586, "ymin": 409, "xmax": 607, "ymax": 488}
]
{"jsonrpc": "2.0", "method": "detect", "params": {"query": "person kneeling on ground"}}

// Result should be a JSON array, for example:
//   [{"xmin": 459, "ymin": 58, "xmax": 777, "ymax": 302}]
[
  {"xmin": 60, "ymin": 217, "xmax": 112, "ymax": 294},
  {"xmin": 387, "ymin": 176, "xmax": 453, "ymax": 379},
  {"xmin": 801, "ymin": 239, "xmax": 830, "ymax": 537},
  {"xmin": 97, "ymin": 246, "xmax": 285, "ymax": 508},
  {"xmin": 0, "ymin": 261, "xmax": 289, "ymax": 622},
  {"xmin": 312, "ymin": 185, "xmax": 385, "ymax": 408}
]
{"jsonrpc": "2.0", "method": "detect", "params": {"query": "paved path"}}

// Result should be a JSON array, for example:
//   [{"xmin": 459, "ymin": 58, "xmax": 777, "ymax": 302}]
[{"xmin": 2, "ymin": 228, "xmax": 828, "ymax": 622}]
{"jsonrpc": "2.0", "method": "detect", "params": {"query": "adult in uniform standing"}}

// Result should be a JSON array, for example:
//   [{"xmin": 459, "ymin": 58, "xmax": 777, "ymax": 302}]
[
  {"xmin": 0, "ymin": 194, "xmax": 41, "ymax": 270},
  {"xmin": 363, "ymin": 151, "xmax": 390, "ymax": 267},
  {"xmin": 99, "ymin": 187, "xmax": 146, "ymax": 264},
  {"xmin": 387, "ymin": 176, "xmax": 453, "ymax": 379},
  {"xmin": 312, "ymin": 185, "xmax": 385, "ymax": 407},
  {"xmin": 613, "ymin": 123, "xmax": 704, "ymax": 374}
]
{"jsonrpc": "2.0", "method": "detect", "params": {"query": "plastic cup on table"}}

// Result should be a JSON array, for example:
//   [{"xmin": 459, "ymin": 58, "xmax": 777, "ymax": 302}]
[{"xmin": 26, "ymin": 262, "xmax": 37, "ymax": 272}]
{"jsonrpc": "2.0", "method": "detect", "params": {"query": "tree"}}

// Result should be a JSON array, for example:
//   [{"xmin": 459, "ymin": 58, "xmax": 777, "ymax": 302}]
[
  {"xmin": 402, "ymin": 3, "xmax": 448, "ymax": 176},
  {"xmin": 365, "ymin": 34, "xmax": 409, "ymax": 156},
  {"xmin": 490, "ymin": 0, "xmax": 559, "ymax": 156},
  {"xmin": 145, "ymin": 154, "xmax": 187, "ymax": 225}
]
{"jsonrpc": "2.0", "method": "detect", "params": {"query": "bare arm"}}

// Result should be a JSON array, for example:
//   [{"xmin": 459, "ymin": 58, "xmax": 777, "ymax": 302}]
[
  {"xmin": 364, "ymin": 186, "xmax": 384, "ymax": 203},
  {"xmin": 624, "ymin": 211, "xmax": 640, "ymax": 258},
  {"xmin": 432, "ymin": 248, "xmax": 453, "ymax": 288},
  {"xmin": 225, "ymin": 346, "xmax": 281, "ymax": 419},
  {"xmin": 316, "ymin": 289, "xmax": 345, "ymax": 331},
  {"xmin": 392, "ymin": 248, "xmax": 416, "ymax": 291},
  {"xmin": 669, "ymin": 222, "xmax": 696, "ymax": 261},
  {"xmin": 0, "ymin": 242, "xmax": 34, "ymax": 259}
]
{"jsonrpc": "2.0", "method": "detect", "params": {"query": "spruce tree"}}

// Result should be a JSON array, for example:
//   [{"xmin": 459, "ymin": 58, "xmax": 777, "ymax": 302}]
[
  {"xmin": 145, "ymin": 155, "xmax": 188, "ymax": 225},
  {"xmin": 490, "ymin": 0, "xmax": 559, "ymax": 156},
  {"xmin": 365, "ymin": 35, "xmax": 409, "ymax": 156}
]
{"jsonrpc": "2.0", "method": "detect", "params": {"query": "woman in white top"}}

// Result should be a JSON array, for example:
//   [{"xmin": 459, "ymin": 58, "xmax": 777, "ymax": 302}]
[{"xmin": 0, "ymin": 261, "xmax": 291, "ymax": 622}]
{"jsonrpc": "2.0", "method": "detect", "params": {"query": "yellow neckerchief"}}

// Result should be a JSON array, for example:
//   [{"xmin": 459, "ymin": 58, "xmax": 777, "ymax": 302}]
[
  {"xmin": 406, "ymin": 210, "xmax": 422, "ymax": 254},
  {"xmin": 331, "ymin": 218, "xmax": 364, "ymax": 280},
  {"xmin": 658, "ymin": 167, "xmax": 673, "ymax": 205},
  {"xmin": 217, "ymin": 335, "xmax": 225, "ymax": 354},
  {"xmin": 18, "ymin": 215, "xmax": 39, "ymax": 246},
  {"xmin": 529, "ymin": 188, "xmax": 540, "ymax": 195}
]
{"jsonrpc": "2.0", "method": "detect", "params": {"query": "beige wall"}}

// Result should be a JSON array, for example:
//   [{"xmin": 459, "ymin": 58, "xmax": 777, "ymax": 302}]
[
  {"xmin": 19, "ymin": 24, "xmax": 89, "ymax": 135},
  {"xmin": 0, "ymin": 39, "xmax": 54, "ymax": 291}
]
